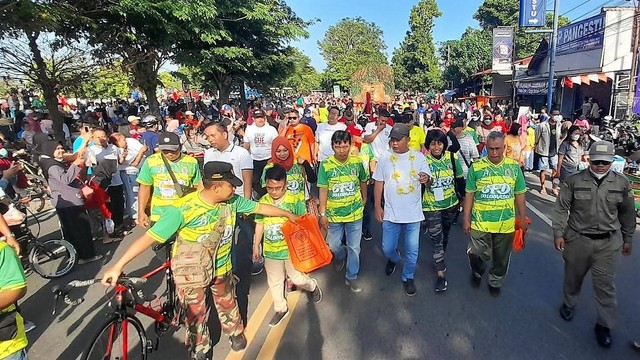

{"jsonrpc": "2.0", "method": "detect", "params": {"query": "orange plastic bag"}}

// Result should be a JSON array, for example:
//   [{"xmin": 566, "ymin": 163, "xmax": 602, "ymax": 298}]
[
  {"xmin": 282, "ymin": 215, "xmax": 333, "ymax": 273},
  {"xmin": 513, "ymin": 216, "xmax": 532, "ymax": 252}
]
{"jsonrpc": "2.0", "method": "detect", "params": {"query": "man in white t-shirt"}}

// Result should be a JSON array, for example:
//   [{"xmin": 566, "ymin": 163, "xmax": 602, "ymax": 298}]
[
  {"xmin": 111, "ymin": 133, "xmax": 147, "ymax": 222},
  {"xmin": 243, "ymin": 109, "xmax": 278, "ymax": 197},
  {"xmin": 363, "ymin": 109, "xmax": 393, "ymax": 161},
  {"xmin": 203, "ymin": 121, "xmax": 256, "ymax": 325},
  {"xmin": 315, "ymin": 106, "xmax": 347, "ymax": 162},
  {"xmin": 373, "ymin": 123, "xmax": 432, "ymax": 297}
]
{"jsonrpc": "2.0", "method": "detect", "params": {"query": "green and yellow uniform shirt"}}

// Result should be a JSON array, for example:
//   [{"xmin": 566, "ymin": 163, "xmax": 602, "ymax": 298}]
[
  {"xmin": 255, "ymin": 192, "xmax": 306, "ymax": 260},
  {"xmin": 261, "ymin": 163, "xmax": 306, "ymax": 203},
  {"xmin": 357, "ymin": 144, "xmax": 374, "ymax": 178},
  {"xmin": 137, "ymin": 153, "xmax": 202, "ymax": 222},
  {"xmin": 422, "ymin": 153, "xmax": 463, "ymax": 212},
  {"xmin": 0, "ymin": 242, "xmax": 27, "ymax": 359},
  {"xmin": 149, "ymin": 192, "xmax": 258, "ymax": 276},
  {"xmin": 465, "ymin": 157, "xmax": 526, "ymax": 233},
  {"xmin": 317, "ymin": 155, "xmax": 367, "ymax": 223}
]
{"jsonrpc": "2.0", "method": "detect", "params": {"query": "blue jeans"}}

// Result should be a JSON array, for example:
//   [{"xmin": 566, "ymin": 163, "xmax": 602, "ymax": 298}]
[
  {"xmin": 120, "ymin": 171, "xmax": 138, "ymax": 219},
  {"xmin": 326, "ymin": 219, "xmax": 363, "ymax": 280},
  {"xmin": 362, "ymin": 183, "xmax": 375, "ymax": 233},
  {"xmin": 4, "ymin": 349, "xmax": 28, "ymax": 360},
  {"xmin": 382, "ymin": 221, "xmax": 421, "ymax": 281}
]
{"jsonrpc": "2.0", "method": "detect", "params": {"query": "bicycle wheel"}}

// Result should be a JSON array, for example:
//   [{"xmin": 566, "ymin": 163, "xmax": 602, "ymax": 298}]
[
  {"xmin": 82, "ymin": 314, "xmax": 149, "ymax": 360},
  {"xmin": 29, "ymin": 239, "xmax": 77, "ymax": 279}
]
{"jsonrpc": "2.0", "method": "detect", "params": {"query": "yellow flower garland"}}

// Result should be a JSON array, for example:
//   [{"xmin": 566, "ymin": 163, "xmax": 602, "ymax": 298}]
[{"xmin": 390, "ymin": 152, "xmax": 418, "ymax": 194}]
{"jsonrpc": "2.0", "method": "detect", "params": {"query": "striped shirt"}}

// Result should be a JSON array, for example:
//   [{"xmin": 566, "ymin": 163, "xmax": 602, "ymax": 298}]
[
  {"xmin": 317, "ymin": 155, "xmax": 367, "ymax": 223},
  {"xmin": 256, "ymin": 192, "xmax": 306, "ymax": 260},
  {"xmin": 456, "ymin": 134, "xmax": 479, "ymax": 179},
  {"xmin": 465, "ymin": 157, "xmax": 526, "ymax": 233}
]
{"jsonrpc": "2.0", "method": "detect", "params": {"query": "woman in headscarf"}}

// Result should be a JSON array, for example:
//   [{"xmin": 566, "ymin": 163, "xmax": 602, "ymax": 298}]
[
  {"xmin": 260, "ymin": 136, "xmax": 316, "ymax": 203},
  {"xmin": 39, "ymin": 139, "xmax": 102, "ymax": 264}
]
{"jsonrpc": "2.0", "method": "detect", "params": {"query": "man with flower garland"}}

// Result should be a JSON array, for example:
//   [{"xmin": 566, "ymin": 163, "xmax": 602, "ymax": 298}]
[{"xmin": 373, "ymin": 124, "xmax": 431, "ymax": 296}]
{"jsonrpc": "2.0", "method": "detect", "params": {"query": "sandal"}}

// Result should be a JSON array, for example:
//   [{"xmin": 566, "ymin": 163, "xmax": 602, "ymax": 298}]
[{"xmin": 631, "ymin": 341, "xmax": 640, "ymax": 352}]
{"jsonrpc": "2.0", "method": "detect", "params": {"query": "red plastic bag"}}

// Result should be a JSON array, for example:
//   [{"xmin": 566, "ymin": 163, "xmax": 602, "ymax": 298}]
[
  {"xmin": 282, "ymin": 215, "xmax": 333, "ymax": 273},
  {"xmin": 513, "ymin": 216, "xmax": 532, "ymax": 253}
]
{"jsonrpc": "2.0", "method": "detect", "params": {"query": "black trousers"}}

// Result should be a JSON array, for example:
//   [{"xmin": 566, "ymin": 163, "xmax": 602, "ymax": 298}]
[
  {"xmin": 107, "ymin": 185, "xmax": 125, "ymax": 228},
  {"xmin": 232, "ymin": 215, "xmax": 255, "ymax": 326},
  {"xmin": 252, "ymin": 159, "xmax": 269, "ymax": 199},
  {"xmin": 57, "ymin": 205, "xmax": 96, "ymax": 259}
]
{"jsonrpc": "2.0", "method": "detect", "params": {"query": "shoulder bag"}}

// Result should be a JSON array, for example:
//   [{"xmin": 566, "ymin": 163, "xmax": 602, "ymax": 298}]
[{"xmin": 160, "ymin": 153, "xmax": 195, "ymax": 198}]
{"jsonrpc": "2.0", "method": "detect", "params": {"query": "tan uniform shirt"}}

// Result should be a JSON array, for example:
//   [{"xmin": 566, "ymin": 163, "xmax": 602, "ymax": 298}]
[{"xmin": 552, "ymin": 169, "xmax": 636, "ymax": 243}]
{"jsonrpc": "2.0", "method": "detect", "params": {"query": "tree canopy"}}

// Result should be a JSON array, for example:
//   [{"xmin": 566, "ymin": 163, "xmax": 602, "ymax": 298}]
[
  {"xmin": 391, "ymin": 0, "xmax": 443, "ymax": 91},
  {"xmin": 318, "ymin": 17, "xmax": 388, "ymax": 89}
]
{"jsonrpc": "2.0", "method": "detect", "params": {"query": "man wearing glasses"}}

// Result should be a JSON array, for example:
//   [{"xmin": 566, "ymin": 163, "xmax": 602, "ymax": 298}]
[
  {"xmin": 281, "ymin": 108, "xmax": 316, "ymax": 164},
  {"xmin": 552, "ymin": 140, "xmax": 635, "ymax": 349}
]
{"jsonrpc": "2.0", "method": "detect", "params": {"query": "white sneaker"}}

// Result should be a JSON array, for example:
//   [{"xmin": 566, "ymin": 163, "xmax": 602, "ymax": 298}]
[
  {"xmin": 105, "ymin": 219, "xmax": 115, "ymax": 234},
  {"xmin": 24, "ymin": 320, "xmax": 36, "ymax": 333}
]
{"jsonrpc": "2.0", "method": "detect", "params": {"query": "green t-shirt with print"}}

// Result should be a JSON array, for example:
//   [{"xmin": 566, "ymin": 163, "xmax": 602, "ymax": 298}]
[
  {"xmin": 148, "ymin": 192, "xmax": 258, "ymax": 276},
  {"xmin": 317, "ymin": 155, "xmax": 367, "ymax": 223},
  {"xmin": 422, "ymin": 153, "xmax": 463, "ymax": 211},
  {"xmin": 465, "ymin": 157, "xmax": 526, "ymax": 233},
  {"xmin": 0, "ymin": 242, "xmax": 28, "ymax": 358},
  {"xmin": 261, "ymin": 163, "xmax": 306, "ymax": 203},
  {"xmin": 137, "ymin": 153, "xmax": 202, "ymax": 221},
  {"xmin": 255, "ymin": 191, "xmax": 306, "ymax": 260},
  {"xmin": 358, "ymin": 143, "xmax": 375, "ymax": 178}
]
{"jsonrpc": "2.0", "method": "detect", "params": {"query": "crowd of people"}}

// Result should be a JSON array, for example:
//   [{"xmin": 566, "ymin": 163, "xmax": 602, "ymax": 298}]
[{"xmin": 0, "ymin": 90, "xmax": 636, "ymax": 359}]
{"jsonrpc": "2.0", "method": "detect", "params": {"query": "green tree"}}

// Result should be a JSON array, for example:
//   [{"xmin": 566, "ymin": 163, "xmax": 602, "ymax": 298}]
[
  {"xmin": 440, "ymin": 28, "xmax": 492, "ymax": 87},
  {"xmin": 174, "ymin": 0, "xmax": 309, "ymax": 105},
  {"xmin": 280, "ymin": 48, "xmax": 321, "ymax": 93},
  {"xmin": 474, "ymin": 0, "xmax": 570, "ymax": 59},
  {"xmin": 78, "ymin": 62, "xmax": 132, "ymax": 99},
  {"xmin": 391, "ymin": 0, "xmax": 443, "ymax": 91},
  {"xmin": 318, "ymin": 17, "xmax": 388, "ymax": 89}
]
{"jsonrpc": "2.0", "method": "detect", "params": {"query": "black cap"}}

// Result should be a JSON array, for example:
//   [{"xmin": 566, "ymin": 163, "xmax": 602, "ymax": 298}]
[
  {"xmin": 158, "ymin": 132, "xmax": 181, "ymax": 151},
  {"xmin": 389, "ymin": 123, "xmax": 410, "ymax": 140},
  {"xmin": 253, "ymin": 109, "xmax": 266, "ymax": 118},
  {"xmin": 378, "ymin": 109, "xmax": 391, "ymax": 118},
  {"xmin": 452, "ymin": 116, "xmax": 465, "ymax": 129},
  {"xmin": 204, "ymin": 161, "xmax": 243, "ymax": 187}
]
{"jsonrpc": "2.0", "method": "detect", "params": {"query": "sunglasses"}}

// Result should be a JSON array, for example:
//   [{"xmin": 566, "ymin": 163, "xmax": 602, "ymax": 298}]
[
  {"xmin": 591, "ymin": 160, "xmax": 611, "ymax": 166},
  {"xmin": 286, "ymin": 117, "xmax": 298, "ymax": 120}
]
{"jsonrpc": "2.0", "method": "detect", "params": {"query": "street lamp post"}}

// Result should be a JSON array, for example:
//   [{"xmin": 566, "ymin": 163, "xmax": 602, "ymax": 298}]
[{"xmin": 547, "ymin": 0, "xmax": 560, "ymax": 110}]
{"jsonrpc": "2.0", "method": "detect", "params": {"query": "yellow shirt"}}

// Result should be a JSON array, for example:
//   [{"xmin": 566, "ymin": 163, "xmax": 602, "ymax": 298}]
[{"xmin": 409, "ymin": 125, "xmax": 425, "ymax": 151}]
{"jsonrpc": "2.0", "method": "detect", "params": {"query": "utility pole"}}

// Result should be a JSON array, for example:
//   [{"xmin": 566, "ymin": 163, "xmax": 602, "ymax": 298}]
[
  {"xmin": 628, "ymin": 1, "xmax": 640, "ymax": 117},
  {"xmin": 547, "ymin": 0, "xmax": 560, "ymax": 110}
]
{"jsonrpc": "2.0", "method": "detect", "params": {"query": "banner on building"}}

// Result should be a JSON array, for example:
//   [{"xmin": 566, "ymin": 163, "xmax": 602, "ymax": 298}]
[
  {"xmin": 557, "ymin": 13, "xmax": 605, "ymax": 56},
  {"xmin": 517, "ymin": 80, "xmax": 548, "ymax": 95},
  {"xmin": 492, "ymin": 27, "xmax": 514, "ymax": 72},
  {"xmin": 519, "ymin": 0, "xmax": 546, "ymax": 27}
]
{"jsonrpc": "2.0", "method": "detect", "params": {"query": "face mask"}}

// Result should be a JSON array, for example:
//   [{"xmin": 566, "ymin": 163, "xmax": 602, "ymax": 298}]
[
  {"xmin": 589, "ymin": 168, "xmax": 609, "ymax": 180},
  {"xmin": 571, "ymin": 134, "xmax": 580, "ymax": 141},
  {"xmin": 483, "ymin": 119, "xmax": 492, "ymax": 125}
]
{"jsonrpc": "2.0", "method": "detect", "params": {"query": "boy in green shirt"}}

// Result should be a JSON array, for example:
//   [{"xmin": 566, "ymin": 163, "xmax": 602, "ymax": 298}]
[
  {"xmin": 0, "ymin": 239, "xmax": 28, "ymax": 360},
  {"xmin": 318, "ymin": 131, "xmax": 368, "ymax": 293},
  {"xmin": 254, "ymin": 165, "xmax": 322, "ymax": 327}
]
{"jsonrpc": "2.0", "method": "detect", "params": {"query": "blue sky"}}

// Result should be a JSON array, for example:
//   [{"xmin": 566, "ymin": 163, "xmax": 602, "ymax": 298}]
[{"xmin": 287, "ymin": 0, "xmax": 618, "ymax": 71}]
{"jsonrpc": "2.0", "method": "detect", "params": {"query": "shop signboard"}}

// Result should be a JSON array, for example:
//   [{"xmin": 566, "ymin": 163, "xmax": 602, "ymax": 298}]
[
  {"xmin": 492, "ymin": 27, "xmax": 514, "ymax": 72},
  {"xmin": 517, "ymin": 80, "xmax": 548, "ymax": 95},
  {"xmin": 519, "ymin": 0, "xmax": 546, "ymax": 27},
  {"xmin": 557, "ymin": 13, "xmax": 605, "ymax": 56}
]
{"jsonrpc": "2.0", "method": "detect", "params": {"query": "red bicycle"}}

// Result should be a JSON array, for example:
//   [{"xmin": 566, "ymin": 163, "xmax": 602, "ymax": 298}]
[{"xmin": 52, "ymin": 241, "xmax": 180, "ymax": 360}]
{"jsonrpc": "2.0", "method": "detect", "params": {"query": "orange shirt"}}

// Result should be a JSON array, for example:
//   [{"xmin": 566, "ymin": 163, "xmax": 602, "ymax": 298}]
[{"xmin": 285, "ymin": 124, "xmax": 315, "ymax": 163}]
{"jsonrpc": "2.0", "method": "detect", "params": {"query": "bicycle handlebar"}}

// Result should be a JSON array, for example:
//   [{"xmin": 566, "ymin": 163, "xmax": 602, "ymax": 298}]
[{"xmin": 51, "ymin": 276, "xmax": 150, "ymax": 316}]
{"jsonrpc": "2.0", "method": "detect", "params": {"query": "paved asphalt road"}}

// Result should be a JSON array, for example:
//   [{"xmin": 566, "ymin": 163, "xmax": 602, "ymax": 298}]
[{"xmin": 20, "ymin": 173, "xmax": 640, "ymax": 359}]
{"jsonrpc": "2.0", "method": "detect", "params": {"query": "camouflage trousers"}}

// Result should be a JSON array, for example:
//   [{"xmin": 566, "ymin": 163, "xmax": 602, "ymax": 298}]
[
  {"xmin": 423, "ymin": 206, "xmax": 457, "ymax": 272},
  {"xmin": 177, "ymin": 273, "xmax": 244, "ymax": 359}
]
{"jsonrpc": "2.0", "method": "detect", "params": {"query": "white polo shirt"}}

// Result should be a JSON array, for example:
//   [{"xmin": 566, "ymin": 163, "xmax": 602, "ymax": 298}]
[{"xmin": 204, "ymin": 143, "xmax": 253, "ymax": 197}]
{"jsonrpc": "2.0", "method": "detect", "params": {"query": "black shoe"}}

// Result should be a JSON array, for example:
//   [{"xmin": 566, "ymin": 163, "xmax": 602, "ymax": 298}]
[
  {"xmin": 333, "ymin": 257, "xmax": 346, "ymax": 272},
  {"xmin": 251, "ymin": 261, "xmax": 264, "ymax": 276},
  {"xmin": 488, "ymin": 285, "xmax": 501, "ymax": 297},
  {"xmin": 403, "ymin": 279, "xmax": 416, "ymax": 296},
  {"xmin": 559, "ymin": 303, "xmax": 574, "ymax": 321},
  {"xmin": 385, "ymin": 260, "xmax": 396, "ymax": 276},
  {"xmin": 435, "ymin": 276, "xmax": 448, "ymax": 292},
  {"xmin": 268, "ymin": 310, "xmax": 289, "ymax": 327},
  {"xmin": 595, "ymin": 323, "xmax": 612, "ymax": 348},
  {"xmin": 362, "ymin": 230, "xmax": 372, "ymax": 241},
  {"xmin": 470, "ymin": 272, "xmax": 481, "ymax": 288},
  {"xmin": 229, "ymin": 333, "xmax": 247, "ymax": 351},
  {"xmin": 309, "ymin": 278, "xmax": 323, "ymax": 303}
]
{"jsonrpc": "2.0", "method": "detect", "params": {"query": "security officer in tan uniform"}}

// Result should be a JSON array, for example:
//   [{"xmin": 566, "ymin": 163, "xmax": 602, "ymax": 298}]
[{"xmin": 552, "ymin": 141, "xmax": 635, "ymax": 348}]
